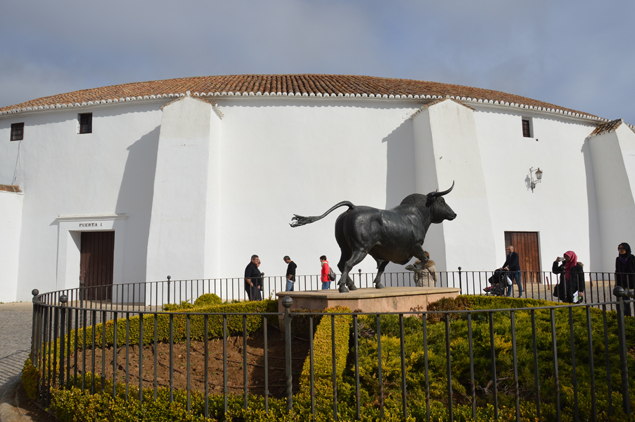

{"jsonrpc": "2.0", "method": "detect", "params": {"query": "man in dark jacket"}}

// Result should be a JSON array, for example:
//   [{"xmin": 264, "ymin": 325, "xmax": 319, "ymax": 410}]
[
  {"xmin": 501, "ymin": 246, "xmax": 522, "ymax": 298},
  {"xmin": 284, "ymin": 256, "xmax": 297, "ymax": 291},
  {"xmin": 244, "ymin": 255, "xmax": 262, "ymax": 301}
]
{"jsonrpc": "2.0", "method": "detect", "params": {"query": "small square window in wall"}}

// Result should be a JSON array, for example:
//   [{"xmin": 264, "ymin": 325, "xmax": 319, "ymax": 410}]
[
  {"xmin": 522, "ymin": 118, "xmax": 532, "ymax": 138},
  {"xmin": 11, "ymin": 123, "xmax": 24, "ymax": 141},
  {"xmin": 79, "ymin": 113, "xmax": 92, "ymax": 134}
]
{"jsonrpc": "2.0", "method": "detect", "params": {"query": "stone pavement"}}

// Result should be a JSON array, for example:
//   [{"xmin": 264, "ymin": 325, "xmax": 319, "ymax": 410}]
[
  {"xmin": 0, "ymin": 303, "xmax": 32, "ymax": 386},
  {"xmin": 0, "ymin": 302, "xmax": 37, "ymax": 422}
]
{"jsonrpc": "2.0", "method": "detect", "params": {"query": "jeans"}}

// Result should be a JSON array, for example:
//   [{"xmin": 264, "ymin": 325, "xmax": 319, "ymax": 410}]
[
  {"xmin": 506, "ymin": 271, "xmax": 522, "ymax": 297},
  {"xmin": 322, "ymin": 282, "xmax": 330, "ymax": 290},
  {"xmin": 286, "ymin": 280, "xmax": 294, "ymax": 292}
]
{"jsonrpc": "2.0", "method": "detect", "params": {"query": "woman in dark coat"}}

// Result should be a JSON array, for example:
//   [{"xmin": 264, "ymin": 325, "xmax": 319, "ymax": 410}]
[
  {"xmin": 615, "ymin": 242, "xmax": 635, "ymax": 316},
  {"xmin": 552, "ymin": 251, "xmax": 585, "ymax": 303}
]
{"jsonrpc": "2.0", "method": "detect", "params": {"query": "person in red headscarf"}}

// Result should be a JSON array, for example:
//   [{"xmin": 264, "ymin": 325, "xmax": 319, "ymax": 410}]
[{"xmin": 552, "ymin": 251, "xmax": 585, "ymax": 303}]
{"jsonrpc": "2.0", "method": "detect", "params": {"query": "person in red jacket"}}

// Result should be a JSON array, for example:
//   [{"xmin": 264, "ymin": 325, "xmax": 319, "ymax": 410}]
[{"xmin": 320, "ymin": 255, "xmax": 331, "ymax": 290}]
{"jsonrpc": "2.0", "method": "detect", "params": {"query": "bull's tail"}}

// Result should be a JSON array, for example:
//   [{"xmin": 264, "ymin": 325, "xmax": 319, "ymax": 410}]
[{"xmin": 290, "ymin": 201, "xmax": 355, "ymax": 227}]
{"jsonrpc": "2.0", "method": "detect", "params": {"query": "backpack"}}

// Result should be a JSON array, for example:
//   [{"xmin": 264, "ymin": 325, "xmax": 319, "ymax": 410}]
[{"xmin": 328, "ymin": 266, "xmax": 336, "ymax": 281}]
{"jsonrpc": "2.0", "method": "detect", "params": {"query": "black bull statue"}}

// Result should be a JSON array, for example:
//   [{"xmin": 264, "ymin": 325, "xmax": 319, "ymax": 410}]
[{"xmin": 290, "ymin": 183, "xmax": 457, "ymax": 293}]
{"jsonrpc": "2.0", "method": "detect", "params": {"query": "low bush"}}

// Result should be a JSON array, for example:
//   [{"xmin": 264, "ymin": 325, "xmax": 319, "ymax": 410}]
[
  {"xmin": 27, "ymin": 295, "xmax": 635, "ymax": 421},
  {"xmin": 67, "ymin": 299, "xmax": 278, "ymax": 350},
  {"xmin": 194, "ymin": 293, "xmax": 223, "ymax": 307},
  {"xmin": 351, "ymin": 295, "xmax": 635, "ymax": 421}
]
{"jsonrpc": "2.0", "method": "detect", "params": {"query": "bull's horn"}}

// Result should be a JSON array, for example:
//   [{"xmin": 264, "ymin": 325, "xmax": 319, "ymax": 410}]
[{"xmin": 427, "ymin": 181, "xmax": 455, "ymax": 198}]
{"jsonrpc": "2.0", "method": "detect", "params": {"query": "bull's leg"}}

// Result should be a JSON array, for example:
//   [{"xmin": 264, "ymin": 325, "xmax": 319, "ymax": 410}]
[
  {"xmin": 345, "ymin": 275, "xmax": 357, "ymax": 291},
  {"xmin": 411, "ymin": 245, "xmax": 429, "ymax": 271},
  {"xmin": 338, "ymin": 250, "xmax": 367, "ymax": 293},
  {"xmin": 373, "ymin": 259, "xmax": 389, "ymax": 289}
]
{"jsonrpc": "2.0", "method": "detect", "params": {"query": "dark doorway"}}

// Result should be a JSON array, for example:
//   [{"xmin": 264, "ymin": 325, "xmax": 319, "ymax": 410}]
[
  {"xmin": 505, "ymin": 232, "xmax": 541, "ymax": 286},
  {"xmin": 80, "ymin": 231, "xmax": 115, "ymax": 300}
]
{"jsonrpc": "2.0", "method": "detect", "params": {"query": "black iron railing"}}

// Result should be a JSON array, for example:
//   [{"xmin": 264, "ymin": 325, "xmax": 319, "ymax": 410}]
[
  {"xmin": 32, "ymin": 270, "xmax": 626, "ymax": 312},
  {"xmin": 27, "ymin": 278, "xmax": 635, "ymax": 421}
]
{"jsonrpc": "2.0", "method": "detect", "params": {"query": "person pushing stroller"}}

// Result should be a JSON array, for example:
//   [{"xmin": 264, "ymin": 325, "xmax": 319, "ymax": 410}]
[{"xmin": 484, "ymin": 268, "xmax": 509, "ymax": 296}]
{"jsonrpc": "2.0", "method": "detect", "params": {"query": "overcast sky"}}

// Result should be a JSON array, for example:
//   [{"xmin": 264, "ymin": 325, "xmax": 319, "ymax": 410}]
[{"xmin": 1, "ymin": 0, "xmax": 633, "ymax": 123}]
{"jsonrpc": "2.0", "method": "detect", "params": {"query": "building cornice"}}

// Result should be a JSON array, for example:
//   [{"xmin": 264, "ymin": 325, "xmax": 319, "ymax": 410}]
[{"xmin": 0, "ymin": 75, "xmax": 608, "ymax": 125}]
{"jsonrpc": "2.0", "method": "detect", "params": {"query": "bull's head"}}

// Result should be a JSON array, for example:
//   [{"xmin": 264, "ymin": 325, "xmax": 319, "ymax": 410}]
[{"xmin": 426, "ymin": 182, "xmax": 457, "ymax": 223}]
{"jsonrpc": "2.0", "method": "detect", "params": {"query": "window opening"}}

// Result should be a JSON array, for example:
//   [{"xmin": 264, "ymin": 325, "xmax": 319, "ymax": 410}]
[
  {"xmin": 522, "ymin": 118, "xmax": 532, "ymax": 138},
  {"xmin": 79, "ymin": 113, "xmax": 92, "ymax": 134},
  {"xmin": 11, "ymin": 123, "xmax": 24, "ymax": 141}
]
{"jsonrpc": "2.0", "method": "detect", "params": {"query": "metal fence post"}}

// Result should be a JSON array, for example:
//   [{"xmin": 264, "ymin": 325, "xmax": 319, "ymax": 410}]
[
  {"xmin": 613, "ymin": 286, "xmax": 631, "ymax": 415},
  {"xmin": 31, "ymin": 289, "xmax": 39, "ymax": 360},
  {"xmin": 282, "ymin": 296, "xmax": 293, "ymax": 412},
  {"xmin": 59, "ymin": 295, "xmax": 68, "ymax": 388},
  {"xmin": 167, "ymin": 275, "xmax": 171, "ymax": 305},
  {"xmin": 458, "ymin": 267, "xmax": 462, "ymax": 292}
]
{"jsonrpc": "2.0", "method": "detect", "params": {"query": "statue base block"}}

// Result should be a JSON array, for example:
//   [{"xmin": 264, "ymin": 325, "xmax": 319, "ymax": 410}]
[{"xmin": 275, "ymin": 286, "xmax": 460, "ymax": 315}]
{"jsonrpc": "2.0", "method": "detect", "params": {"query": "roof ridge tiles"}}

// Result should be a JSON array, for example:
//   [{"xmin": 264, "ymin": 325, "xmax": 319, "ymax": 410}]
[{"xmin": 0, "ymin": 74, "xmax": 600, "ymax": 121}]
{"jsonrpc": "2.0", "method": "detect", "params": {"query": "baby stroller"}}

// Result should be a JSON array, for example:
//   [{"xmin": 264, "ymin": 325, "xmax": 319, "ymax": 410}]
[{"xmin": 483, "ymin": 268, "xmax": 509, "ymax": 296}]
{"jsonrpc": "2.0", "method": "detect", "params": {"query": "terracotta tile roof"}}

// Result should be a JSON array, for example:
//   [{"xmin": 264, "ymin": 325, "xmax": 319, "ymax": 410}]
[
  {"xmin": 590, "ymin": 119, "xmax": 635, "ymax": 137},
  {"xmin": 0, "ymin": 74, "xmax": 603, "ymax": 121},
  {"xmin": 590, "ymin": 119, "xmax": 623, "ymax": 136},
  {"xmin": 0, "ymin": 184, "xmax": 22, "ymax": 193}
]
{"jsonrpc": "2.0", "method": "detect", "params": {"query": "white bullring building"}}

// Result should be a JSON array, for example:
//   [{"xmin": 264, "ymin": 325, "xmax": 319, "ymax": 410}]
[{"xmin": 1, "ymin": 74, "xmax": 634, "ymax": 303}]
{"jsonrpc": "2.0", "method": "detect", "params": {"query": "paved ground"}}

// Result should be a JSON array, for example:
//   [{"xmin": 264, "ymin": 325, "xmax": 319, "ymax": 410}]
[
  {"xmin": 0, "ymin": 302, "xmax": 38, "ymax": 422},
  {"xmin": 0, "ymin": 303, "xmax": 32, "ymax": 388}
]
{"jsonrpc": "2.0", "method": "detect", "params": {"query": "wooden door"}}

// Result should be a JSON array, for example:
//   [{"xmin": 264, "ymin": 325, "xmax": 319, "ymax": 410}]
[
  {"xmin": 80, "ymin": 231, "xmax": 115, "ymax": 300},
  {"xmin": 505, "ymin": 232, "xmax": 541, "ymax": 285}
]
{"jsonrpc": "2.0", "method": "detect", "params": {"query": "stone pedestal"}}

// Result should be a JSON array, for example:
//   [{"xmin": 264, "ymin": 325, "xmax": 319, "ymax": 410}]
[{"xmin": 275, "ymin": 286, "xmax": 460, "ymax": 315}]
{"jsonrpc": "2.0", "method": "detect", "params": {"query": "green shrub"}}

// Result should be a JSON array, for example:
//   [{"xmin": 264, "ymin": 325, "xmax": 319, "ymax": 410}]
[
  {"xmin": 68, "ymin": 299, "xmax": 278, "ymax": 350},
  {"xmin": 194, "ymin": 293, "xmax": 223, "ymax": 307},
  {"xmin": 28, "ymin": 295, "xmax": 635, "ymax": 421},
  {"xmin": 162, "ymin": 301, "xmax": 195, "ymax": 311},
  {"xmin": 21, "ymin": 356, "xmax": 40, "ymax": 401},
  {"xmin": 351, "ymin": 295, "xmax": 635, "ymax": 421},
  {"xmin": 297, "ymin": 306, "xmax": 352, "ymax": 399}
]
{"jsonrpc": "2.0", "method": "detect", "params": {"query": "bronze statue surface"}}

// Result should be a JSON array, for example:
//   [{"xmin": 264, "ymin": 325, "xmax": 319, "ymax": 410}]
[{"xmin": 291, "ymin": 184, "xmax": 456, "ymax": 293}]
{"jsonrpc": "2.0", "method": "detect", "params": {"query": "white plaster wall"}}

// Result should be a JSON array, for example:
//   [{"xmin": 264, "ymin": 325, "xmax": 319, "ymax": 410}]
[
  {"xmin": 146, "ymin": 97, "xmax": 221, "ymax": 282},
  {"xmin": 588, "ymin": 125, "xmax": 635, "ymax": 270},
  {"xmin": 212, "ymin": 99, "xmax": 418, "ymax": 290},
  {"xmin": 474, "ymin": 108, "xmax": 598, "ymax": 272},
  {"xmin": 0, "ymin": 102, "xmax": 163, "ymax": 301},
  {"xmin": 0, "ymin": 94, "xmax": 627, "ymax": 302},
  {"xmin": 413, "ymin": 101, "xmax": 497, "ymax": 276},
  {"xmin": 0, "ymin": 191, "xmax": 23, "ymax": 302}
]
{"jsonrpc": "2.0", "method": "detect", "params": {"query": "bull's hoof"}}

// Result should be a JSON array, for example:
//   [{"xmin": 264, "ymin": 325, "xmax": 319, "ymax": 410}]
[
  {"xmin": 346, "ymin": 281, "xmax": 358, "ymax": 291},
  {"xmin": 405, "ymin": 264, "xmax": 415, "ymax": 272},
  {"xmin": 375, "ymin": 283, "xmax": 385, "ymax": 289},
  {"xmin": 338, "ymin": 284, "xmax": 349, "ymax": 293}
]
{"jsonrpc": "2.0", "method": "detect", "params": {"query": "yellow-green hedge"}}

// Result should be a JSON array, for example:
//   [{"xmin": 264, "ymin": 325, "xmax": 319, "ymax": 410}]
[
  {"xmin": 297, "ymin": 306, "xmax": 352, "ymax": 399},
  {"xmin": 65, "ymin": 299, "xmax": 278, "ymax": 350}
]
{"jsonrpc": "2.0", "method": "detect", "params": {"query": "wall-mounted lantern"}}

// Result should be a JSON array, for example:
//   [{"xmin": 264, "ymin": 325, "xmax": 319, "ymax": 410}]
[{"xmin": 529, "ymin": 167, "xmax": 543, "ymax": 193}]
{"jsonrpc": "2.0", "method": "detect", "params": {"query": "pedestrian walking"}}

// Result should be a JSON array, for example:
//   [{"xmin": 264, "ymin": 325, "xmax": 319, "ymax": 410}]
[
  {"xmin": 320, "ymin": 255, "xmax": 331, "ymax": 290},
  {"xmin": 284, "ymin": 256, "xmax": 297, "ymax": 291}
]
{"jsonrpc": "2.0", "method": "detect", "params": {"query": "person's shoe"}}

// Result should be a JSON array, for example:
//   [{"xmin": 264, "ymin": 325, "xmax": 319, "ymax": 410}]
[
  {"xmin": 483, "ymin": 287, "xmax": 492, "ymax": 292},
  {"xmin": 518, "ymin": 294, "xmax": 523, "ymax": 298}
]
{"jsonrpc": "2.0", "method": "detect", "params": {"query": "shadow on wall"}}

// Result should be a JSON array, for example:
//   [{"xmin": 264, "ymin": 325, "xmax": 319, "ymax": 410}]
[
  {"xmin": 115, "ymin": 126, "xmax": 160, "ymax": 279},
  {"xmin": 581, "ymin": 139, "xmax": 602, "ymax": 270},
  {"xmin": 382, "ymin": 117, "xmax": 416, "ymax": 274},
  {"xmin": 383, "ymin": 118, "xmax": 416, "ymax": 209}
]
